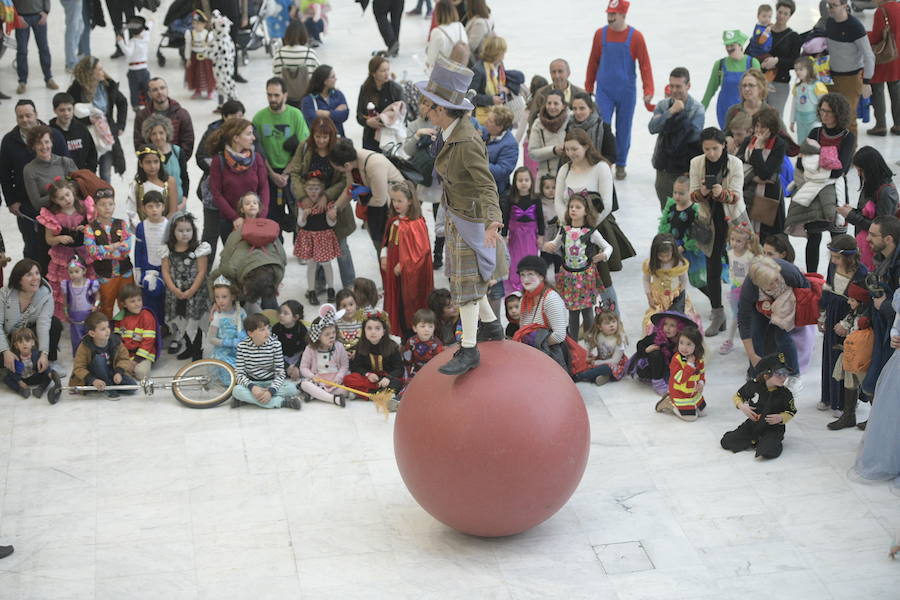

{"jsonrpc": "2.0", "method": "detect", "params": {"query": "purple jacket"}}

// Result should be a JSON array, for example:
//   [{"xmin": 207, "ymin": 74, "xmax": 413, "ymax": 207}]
[{"xmin": 208, "ymin": 151, "xmax": 270, "ymax": 221}]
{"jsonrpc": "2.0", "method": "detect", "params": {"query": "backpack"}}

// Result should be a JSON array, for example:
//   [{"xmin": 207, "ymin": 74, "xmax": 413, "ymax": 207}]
[
  {"xmin": 794, "ymin": 272, "xmax": 825, "ymax": 327},
  {"xmin": 241, "ymin": 218, "xmax": 280, "ymax": 248},
  {"xmin": 843, "ymin": 325, "xmax": 874, "ymax": 374},
  {"xmin": 281, "ymin": 61, "xmax": 310, "ymax": 102}
]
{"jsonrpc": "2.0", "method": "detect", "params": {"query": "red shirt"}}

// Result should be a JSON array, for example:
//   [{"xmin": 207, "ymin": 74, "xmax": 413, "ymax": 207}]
[{"xmin": 585, "ymin": 26, "xmax": 654, "ymax": 98}]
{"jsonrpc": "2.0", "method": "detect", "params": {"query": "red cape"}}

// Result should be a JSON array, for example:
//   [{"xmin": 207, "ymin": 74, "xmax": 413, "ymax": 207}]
[{"xmin": 382, "ymin": 216, "xmax": 434, "ymax": 335}]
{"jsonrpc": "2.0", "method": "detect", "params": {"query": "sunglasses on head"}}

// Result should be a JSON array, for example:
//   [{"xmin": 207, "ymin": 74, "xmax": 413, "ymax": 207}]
[{"xmin": 94, "ymin": 189, "xmax": 114, "ymax": 199}]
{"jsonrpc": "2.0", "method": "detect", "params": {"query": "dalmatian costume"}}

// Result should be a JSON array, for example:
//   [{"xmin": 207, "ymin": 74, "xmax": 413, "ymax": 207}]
[{"xmin": 208, "ymin": 11, "xmax": 237, "ymax": 105}]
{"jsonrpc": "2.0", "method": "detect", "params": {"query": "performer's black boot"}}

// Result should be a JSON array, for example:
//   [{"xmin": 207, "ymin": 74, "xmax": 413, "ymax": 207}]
[
  {"xmin": 433, "ymin": 237, "xmax": 444, "ymax": 269},
  {"xmin": 439, "ymin": 346, "xmax": 480, "ymax": 375},
  {"xmin": 476, "ymin": 320, "xmax": 504, "ymax": 342}
]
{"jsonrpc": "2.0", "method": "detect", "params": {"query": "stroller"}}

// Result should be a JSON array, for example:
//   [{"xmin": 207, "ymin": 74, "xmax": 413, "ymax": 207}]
[
  {"xmin": 156, "ymin": 0, "xmax": 193, "ymax": 67},
  {"xmin": 235, "ymin": 0, "xmax": 282, "ymax": 65}
]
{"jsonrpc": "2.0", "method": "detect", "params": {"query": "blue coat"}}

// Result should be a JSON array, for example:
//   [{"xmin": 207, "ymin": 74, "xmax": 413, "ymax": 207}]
[
  {"xmin": 485, "ymin": 129, "xmax": 518, "ymax": 198},
  {"xmin": 301, "ymin": 89, "xmax": 349, "ymax": 137}
]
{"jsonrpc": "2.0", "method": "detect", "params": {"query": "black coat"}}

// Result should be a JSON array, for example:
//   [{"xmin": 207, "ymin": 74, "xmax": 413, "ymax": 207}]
[
  {"xmin": 66, "ymin": 78, "xmax": 128, "ymax": 175},
  {"xmin": 356, "ymin": 80, "xmax": 403, "ymax": 152},
  {"xmin": 0, "ymin": 124, "xmax": 68, "ymax": 214}
]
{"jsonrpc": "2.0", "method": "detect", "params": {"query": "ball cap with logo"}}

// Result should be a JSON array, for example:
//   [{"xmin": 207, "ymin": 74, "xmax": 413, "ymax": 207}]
[{"xmin": 607, "ymin": 0, "xmax": 630, "ymax": 14}]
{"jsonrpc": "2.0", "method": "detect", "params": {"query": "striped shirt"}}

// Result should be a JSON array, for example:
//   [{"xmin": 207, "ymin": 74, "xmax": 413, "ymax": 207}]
[
  {"xmin": 272, "ymin": 45, "xmax": 319, "ymax": 77},
  {"xmin": 520, "ymin": 289, "xmax": 569, "ymax": 344},
  {"xmin": 235, "ymin": 335, "xmax": 286, "ymax": 389}
]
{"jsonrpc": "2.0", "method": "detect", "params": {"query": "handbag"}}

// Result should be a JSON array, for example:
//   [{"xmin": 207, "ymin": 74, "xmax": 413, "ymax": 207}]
[
  {"xmin": 749, "ymin": 191, "xmax": 780, "ymax": 227},
  {"xmin": 241, "ymin": 218, "xmax": 280, "ymax": 248},
  {"xmin": 873, "ymin": 8, "xmax": 898, "ymax": 65},
  {"xmin": 819, "ymin": 145, "xmax": 841, "ymax": 170}
]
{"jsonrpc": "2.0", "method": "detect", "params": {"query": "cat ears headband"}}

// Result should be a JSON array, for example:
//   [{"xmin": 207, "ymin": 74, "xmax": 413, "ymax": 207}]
[{"xmin": 309, "ymin": 304, "xmax": 346, "ymax": 343}]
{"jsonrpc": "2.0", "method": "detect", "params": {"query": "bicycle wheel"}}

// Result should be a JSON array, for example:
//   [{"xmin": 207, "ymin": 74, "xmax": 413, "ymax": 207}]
[{"xmin": 172, "ymin": 359, "xmax": 236, "ymax": 409}]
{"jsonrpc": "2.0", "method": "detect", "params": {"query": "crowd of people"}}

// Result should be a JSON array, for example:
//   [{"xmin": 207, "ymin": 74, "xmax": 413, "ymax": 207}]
[{"xmin": 0, "ymin": 0, "xmax": 899, "ymax": 561}]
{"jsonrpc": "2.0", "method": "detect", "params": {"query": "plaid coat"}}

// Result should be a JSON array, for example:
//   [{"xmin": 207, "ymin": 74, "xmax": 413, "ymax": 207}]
[{"xmin": 436, "ymin": 117, "xmax": 507, "ymax": 303}]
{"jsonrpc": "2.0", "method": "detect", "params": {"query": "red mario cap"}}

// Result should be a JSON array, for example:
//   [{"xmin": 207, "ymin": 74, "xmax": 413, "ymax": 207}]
[{"xmin": 607, "ymin": 0, "xmax": 630, "ymax": 14}]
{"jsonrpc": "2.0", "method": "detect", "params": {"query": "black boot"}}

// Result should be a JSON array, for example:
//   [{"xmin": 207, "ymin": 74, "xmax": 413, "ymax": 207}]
[
  {"xmin": 190, "ymin": 331, "xmax": 204, "ymax": 361},
  {"xmin": 476, "ymin": 320, "xmax": 504, "ymax": 342},
  {"xmin": 828, "ymin": 387, "xmax": 857, "ymax": 430},
  {"xmin": 0, "ymin": 545, "xmax": 14, "ymax": 559},
  {"xmin": 433, "ymin": 237, "xmax": 444, "ymax": 269},
  {"xmin": 438, "ymin": 346, "xmax": 480, "ymax": 375},
  {"xmin": 177, "ymin": 333, "xmax": 195, "ymax": 360}
]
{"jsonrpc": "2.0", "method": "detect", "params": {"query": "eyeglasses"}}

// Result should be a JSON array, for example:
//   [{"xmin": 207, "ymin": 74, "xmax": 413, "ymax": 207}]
[
  {"xmin": 741, "ymin": 83, "xmax": 758, "ymax": 88},
  {"xmin": 819, "ymin": 107, "xmax": 834, "ymax": 114}
]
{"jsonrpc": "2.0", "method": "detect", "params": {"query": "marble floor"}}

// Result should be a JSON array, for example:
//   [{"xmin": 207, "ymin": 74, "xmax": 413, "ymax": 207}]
[{"xmin": 1, "ymin": 0, "xmax": 899, "ymax": 598}]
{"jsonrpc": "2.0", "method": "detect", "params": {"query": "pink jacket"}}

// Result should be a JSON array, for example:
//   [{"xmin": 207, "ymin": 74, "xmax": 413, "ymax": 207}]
[{"xmin": 299, "ymin": 342, "xmax": 349, "ymax": 383}]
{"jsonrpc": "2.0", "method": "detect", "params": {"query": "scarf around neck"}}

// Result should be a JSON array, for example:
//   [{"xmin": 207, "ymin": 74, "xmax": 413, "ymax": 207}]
[
  {"xmin": 224, "ymin": 145, "xmax": 254, "ymax": 172},
  {"xmin": 539, "ymin": 106, "xmax": 568, "ymax": 133},
  {"xmin": 520, "ymin": 282, "xmax": 548, "ymax": 324}
]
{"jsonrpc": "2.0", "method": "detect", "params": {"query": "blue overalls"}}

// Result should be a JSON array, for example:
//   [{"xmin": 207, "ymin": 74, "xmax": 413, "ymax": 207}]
[
  {"xmin": 716, "ymin": 56, "xmax": 753, "ymax": 129},
  {"xmin": 595, "ymin": 26, "xmax": 636, "ymax": 168}
]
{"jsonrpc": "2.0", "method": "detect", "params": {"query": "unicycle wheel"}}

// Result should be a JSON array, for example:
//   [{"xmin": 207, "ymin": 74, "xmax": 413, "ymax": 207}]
[{"xmin": 172, "ymin": 358, "xmax": 236, "ymax": 408}]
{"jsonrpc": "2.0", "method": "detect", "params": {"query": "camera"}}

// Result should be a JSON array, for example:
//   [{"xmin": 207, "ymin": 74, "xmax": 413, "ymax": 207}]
[{"xmin": 865, "ymin": 272, "xmax": 885, "ymax": 299}]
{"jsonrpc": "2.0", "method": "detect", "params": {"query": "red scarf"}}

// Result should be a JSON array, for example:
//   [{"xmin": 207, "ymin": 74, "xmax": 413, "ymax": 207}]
[{"xmin": 519, "ymin": 283, "xmax": 547, "ymax": 324}]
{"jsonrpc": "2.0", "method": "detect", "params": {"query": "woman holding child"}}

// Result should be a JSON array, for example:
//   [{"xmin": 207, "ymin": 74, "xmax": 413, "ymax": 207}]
[{"xmin": 0, "ymin": 259, "xmax": 63, "ymax": 372}]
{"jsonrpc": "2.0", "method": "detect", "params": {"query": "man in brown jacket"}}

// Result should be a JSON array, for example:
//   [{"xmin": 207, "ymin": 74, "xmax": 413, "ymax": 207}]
[{"xmin": 416, "ymin": 57, "xmax": 507, "ymax": 375}]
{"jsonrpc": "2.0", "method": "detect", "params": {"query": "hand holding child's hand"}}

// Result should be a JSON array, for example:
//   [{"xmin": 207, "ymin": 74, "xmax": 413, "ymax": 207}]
[
  {"xmin": 326, "ymin": 207, "xmax": 337, "ymax": 221},
  {"xmin": 765, "ymin": 413, "xmax": 784, "ymax": 425},
  {"xmin": 740, "ymin": 402, "xmax": 759, "ymax": 421}
]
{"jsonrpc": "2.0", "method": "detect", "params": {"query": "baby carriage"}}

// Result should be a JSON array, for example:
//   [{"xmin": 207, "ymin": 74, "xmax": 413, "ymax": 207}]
[
  {"xmin": 235, "ymin": 0, "xmax": 282, "ymax": 65},
  {"xmin": 156, "ymin": 0, "xmax": 194, "ymax": 67}
]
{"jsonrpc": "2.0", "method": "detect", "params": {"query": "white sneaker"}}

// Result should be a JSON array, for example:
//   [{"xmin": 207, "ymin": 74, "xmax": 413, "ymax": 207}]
[
  {"xmin": 816, "ymin": 401, "xmax": 829, "ymax": 411},
  {"xmin": 832, "ymin": 409, "xmax": 843, "ymax": 418}
]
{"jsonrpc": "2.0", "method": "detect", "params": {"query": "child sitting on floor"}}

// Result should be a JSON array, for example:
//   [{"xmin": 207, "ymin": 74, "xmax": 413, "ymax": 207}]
[
  {"xmin": 113, "ymin": 283, "xmax": 158, "ymax": 381},
  {"xmin": 298, "ymin": 305, "xmax": 350, "ymax": 407},
  {"xmin": 344, "ymin": 310, "xmax": 403, "ymax": 397},
  {"xmin": 655, "ymin": 325, "xmax": 707, "ymax": 420},
  {"xmin": 627, "ymin": 310, "xmax": 695, "ymax": 396},
  {"xmin": 335, "ymin": 288, "xmax": 362, "ymax": 357},
  {"xmin": 401, "ymin": 308, "xmax": 444, "ymax": 380},
  {"xmin": 274, "ymin": 299, "xmax": 308, "ymax": 381},
  {"xmin": 232, "ymin": 313, "xmax": 301, "ymax": 410},
  {"xmin": 721, "ymin": 352, "xmax": 797, "ymax": 459},
  {"xmin": 69, "ymin": 311, "xmax": 138, "ymax": 400},
  {"xmin": 575, "ymin": 303, "xmax": 628, "ymax": 386},
  {"xmin": 3, "ymin": 327, "xmax": 52, "ymax": 399}
]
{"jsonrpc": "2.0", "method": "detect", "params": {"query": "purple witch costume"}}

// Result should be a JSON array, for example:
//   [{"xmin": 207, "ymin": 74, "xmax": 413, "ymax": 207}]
[
  {"xmin": 62, "ymin": 258, "xmax": 100, "ymax": 354},
  {"xmin": 503, "ymin": 200, "xmax": 543, "ymax": 295}
]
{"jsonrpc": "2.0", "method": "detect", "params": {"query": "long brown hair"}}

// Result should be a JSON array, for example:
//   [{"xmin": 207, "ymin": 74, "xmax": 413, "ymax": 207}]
[
  {"xmin": 361, "ymin": 56, "xmax": 389, "ymax": 97},
  {"xmin": 564, "ymin": 128, "xmax": 604, "ymax": 166},
  {"xmin": 389, "ymin": 180, "xmax": 422, "ymax": 219},
  {"xmin": 648, "ymin": 233, "xmax": 686, "ymax": 274},
  {"xmin": 206, "ymin": 118, "xmax": 254, "ymax": 155},
  {"xmin": 73, "ymin": 56, "xmax": 103, "ymax": 99},
  {"xmin": 827, "ymin": 233, "xmax": 860, "ymax": 275},
  {"xmin": 47, "ymin": 179, "xmax": 86, "ymax": 215},
  {"xmin": 563, "ymin": 192, "xmax": 598, "ymax": 228}
]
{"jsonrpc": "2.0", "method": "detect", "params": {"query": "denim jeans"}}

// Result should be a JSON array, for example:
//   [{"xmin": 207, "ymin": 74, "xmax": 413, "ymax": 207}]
[
  {"xmin": 89, "ymin": 354, "xmax": 137, "ymax": 394},
  {"xmin": 232, "ymin": 379, "xmax": 298, "ymax": 408},
  {"xmin": 337, "ymin": 236, "xmax": 356, "ymax": 288},
  {"xmin": 573, "ymin": 364, "xmax": 613, "ymax": 383},
  {"xmin": 15, "ymin": 13, "xmax": 53, "ymax": 84},
  {"xmin": 61, "ymin": 0, "xmax": 83, "ymax": 70},
  {"xmin": 750, "ymin": 310, "xmax": 799, "ymax": 375},
  {"xmin": 78, "ymin": 0, "xmax": 91, "ymax": 57}
]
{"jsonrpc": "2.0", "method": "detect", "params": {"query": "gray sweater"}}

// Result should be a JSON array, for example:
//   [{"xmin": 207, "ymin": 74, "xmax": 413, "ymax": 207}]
[
  {"xmin": 0, "ymin": 280, "xmax": 54, "ymax": 355},
  {"xmin": 23, "ymin": 154, "xmax": 77, "ymax": 211},
  {"xmin": 825, "ymin": 16, "xmax": 875, "ymax": 82},
  {"xmin": 12, "ymin": 0, "xmax": 50, "ymax": 15}
]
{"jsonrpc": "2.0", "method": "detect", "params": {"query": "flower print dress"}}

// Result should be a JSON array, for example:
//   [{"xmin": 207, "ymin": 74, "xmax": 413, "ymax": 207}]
[
  {"xmin": 553, "ymin": 225, "xmax": 612, "ymax": 311},
  {"xmin": 37, "ymin": 198, "xmax": 96, "ymax": 321},
  {"xmin": 160, "ymin": 242, "xmax": 212, "ymax": 338}
]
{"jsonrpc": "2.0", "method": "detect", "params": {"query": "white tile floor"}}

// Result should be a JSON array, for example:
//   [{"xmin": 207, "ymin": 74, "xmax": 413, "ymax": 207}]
[{"xmin": 1, "ymin": 1, "xmax": 899, "ymax": 598}]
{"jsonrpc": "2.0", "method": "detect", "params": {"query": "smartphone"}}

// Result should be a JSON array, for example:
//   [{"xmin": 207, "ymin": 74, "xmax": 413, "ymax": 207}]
[{"xmin": 704, "ymin": 174, "xmax": 717, "ymax": 189}]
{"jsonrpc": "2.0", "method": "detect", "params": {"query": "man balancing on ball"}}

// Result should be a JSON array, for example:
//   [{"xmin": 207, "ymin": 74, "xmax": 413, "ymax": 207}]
[{"xmin": 416, "ymin": 57, "xmax": 508, "ymax": 375}]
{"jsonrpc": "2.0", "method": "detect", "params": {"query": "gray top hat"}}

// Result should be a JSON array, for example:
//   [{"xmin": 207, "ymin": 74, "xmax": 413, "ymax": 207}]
[{"xmin": 415, "ymin": 56, "xmax": 475, "ymax": 111}]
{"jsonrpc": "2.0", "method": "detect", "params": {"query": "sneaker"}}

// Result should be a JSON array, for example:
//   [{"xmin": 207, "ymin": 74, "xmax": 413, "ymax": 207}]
[
  {"xmin": 16, "ymin": 83, "xmax": 26, "ymax": 94},
  {"xmin": 615, "ymin": 165, "xmax": 626, "ymax": 180},
  {"xmin": 816, "ymin": 401, "xmax": 829, "ymax": 411},
  {"xmin": 405, "ymin": 8, "xmax": 421, "ymax": 15},
  {"xmin": 168, "ymin": 339, "xmax": 182, "ymax": 354},
  {"xmin": 334, "ymin": 394, "xmax": 347, "ymax": 408},
  {"xmin": 17, "ymin": 387, "xmax": 31, "ymax": 399},
  {"xmin": 106, "ymin": 391, "xmax": 120, "ymax": 400},
  {"xmin": 718, "ymin": 339, "xmax": 734, "ymax": 355},
  {"xmin": 438, "ymin": 346, "xmax": 480, "ymax": 375},
  {"xmin": 282, "ymin": 396, "xmax": 302, "ymax": 410},
  {"xmin": 867, "ymin": 127, "xmax": 888, "ymax": 136},
  {"xmin": 33, "ymin": 380, "xmax": 50, "ymax": 399},
  {"xmin": 45, "ymin": 79, "xmax": 59, "ymax": 90},
  {"xmin": 0, "ymin": 545, "xmax": 13, "ymax": 559},
  {"xmin": 594, "ymin": 375, "xmax": 610, "ymax": 386},
  {"xmin": 651, "ymin": 378, "xmax": 668, "ymax": 396},
  {"xmin": 231, "ymin": 397, "xmax": 241, "ymax": 408},
  {"xmin": 0, "ymin": 90, "xmax": 9, "ymax": 100},
  {"xmin": 110, "ymin": 47, "xmax": 124, "ymax": 59},
  {"xmin": 655, "ymin": 395, "xmax": 673, "ymax": 413},
  {"xmin": 234, "ymin": 73, "xmax": 248, "ymax": 84},
  {"xmin": 191, "ymin": 90, "xmax": 202, "ymax": 99}
]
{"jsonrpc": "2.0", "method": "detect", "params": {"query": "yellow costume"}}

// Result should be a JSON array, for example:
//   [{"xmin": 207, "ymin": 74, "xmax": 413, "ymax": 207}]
[{"xmin": 641, "ymin": 259, "xmax": 703, "ymax": 333}]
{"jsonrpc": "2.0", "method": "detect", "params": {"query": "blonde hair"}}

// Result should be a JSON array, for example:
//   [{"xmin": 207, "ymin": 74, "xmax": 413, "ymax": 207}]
[
  {"xmin": 748, "ymin": 256, "xmax": 782, "ymax": 289},
  {"xmin": 480, "ymin": 36, "xmax": 507, "ymax": 64},
  {"xmin": 727, "ymin": 221, "xmax": 763, "ymax": 256},
  {"xmin": 489, "ymin": 104, "xmax": 514, "ymax": 131},
  {"xmin": 741, "ymin": 69, "xmax": 769, "ymax": 100}
]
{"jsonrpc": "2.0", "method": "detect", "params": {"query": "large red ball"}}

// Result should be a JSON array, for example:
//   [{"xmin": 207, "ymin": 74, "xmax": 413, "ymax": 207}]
[{"xmin": 394, "ymin": 340, "xmax": 591, "ymax": 537}]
